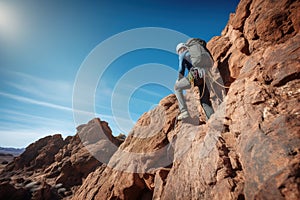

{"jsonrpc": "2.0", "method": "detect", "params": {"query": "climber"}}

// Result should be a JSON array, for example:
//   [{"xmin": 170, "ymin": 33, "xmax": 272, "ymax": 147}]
[{"xmin": 174, "ymin": 40, "xmax": 214, "ymax": 121}]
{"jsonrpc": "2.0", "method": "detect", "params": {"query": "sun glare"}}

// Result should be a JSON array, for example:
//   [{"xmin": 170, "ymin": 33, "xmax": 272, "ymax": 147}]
[{"xmin": 0, "ymin": 2, "xmax": 20, "ymax": 39}]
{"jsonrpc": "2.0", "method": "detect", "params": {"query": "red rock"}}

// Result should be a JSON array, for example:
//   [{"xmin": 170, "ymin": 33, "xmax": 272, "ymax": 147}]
[
  {"xmin": 3, "ymin": 134, "xmax": 65, "ymax": 172},
  {"xmin": 0, "ymin": 118, "xmax": 123, "ymax": 199},
  {"xmin": 1, "ymin": 0, "xmax": 300, "ymax": 199},
  {"xmin": 75, "ymin": 0, "xmax": 299, "ymax": 199},
  {"xmin": 0, "ymin": 182, "xmax": 31, "ymax": 200}
]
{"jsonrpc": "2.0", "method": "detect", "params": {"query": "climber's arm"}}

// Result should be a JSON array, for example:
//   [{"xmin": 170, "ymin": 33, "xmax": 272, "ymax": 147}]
[{"xmin": 178, "ymin": 51, "xmax": 189, "ymax": 79}]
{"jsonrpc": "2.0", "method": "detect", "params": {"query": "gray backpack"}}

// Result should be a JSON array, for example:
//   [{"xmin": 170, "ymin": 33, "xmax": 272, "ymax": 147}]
[{"xmin": 185, "ymin": 38, "xmax": 214, "ymax": 69}]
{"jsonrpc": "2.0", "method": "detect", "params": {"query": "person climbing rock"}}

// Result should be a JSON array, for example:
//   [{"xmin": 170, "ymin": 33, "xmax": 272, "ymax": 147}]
[{"xmin": 174, "ymin": 39, "xmax": 214, "ymax": 121}]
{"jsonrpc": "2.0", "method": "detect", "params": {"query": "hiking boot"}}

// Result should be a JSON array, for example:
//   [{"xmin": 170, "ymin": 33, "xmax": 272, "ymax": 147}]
[{"xmin": 177, "ymin": 111, "xmax": 190, "ymax": 120}]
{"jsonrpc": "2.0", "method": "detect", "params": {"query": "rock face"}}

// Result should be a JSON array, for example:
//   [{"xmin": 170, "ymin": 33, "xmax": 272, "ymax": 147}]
[
  {"xmin": 0, "ymin": 118, "xmax": 123, "ymax": 199},
  {"xmin": 73, "ymin": 94, "xmax": 180, "ymax": 200},
  {"xmin": 1, "ymin": 0, "xmax": 299, "ymax": 199},
  {"xmin": 73, "ymin": 0, "xmax": 300, "ymax": 199}
]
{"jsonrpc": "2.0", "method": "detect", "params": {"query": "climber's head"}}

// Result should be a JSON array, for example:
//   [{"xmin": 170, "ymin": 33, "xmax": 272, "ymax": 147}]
[{"xmin": 176, "ymin": 43, "xmax": 187, "ymax": 54}]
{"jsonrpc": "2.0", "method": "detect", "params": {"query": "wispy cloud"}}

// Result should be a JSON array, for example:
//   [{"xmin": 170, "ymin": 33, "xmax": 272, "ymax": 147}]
[
  {"xmin": 0, "ymin": 108, "xmax": 74, "ymax": 148},
  {"xmin": 0, "ymin": 89, "xmax": 135, "ymax": 122},
  {"xmin": 0, "ymin": 91, "xmax": 105, "ymax": 124},
  {"xmin": 0, "ymin": 108, "xmax": 75, "ymax": 130},
  {"xmin": 0, "ymin": 90, "xmax": 132, "ymax": 130},
  {"xmin": 0, "ymin": 70, "xmax": 155, "ymax": 147},
  {"xmin": 0, "ymin": 108, "xmax": 134, "ymax": 147},
  {"xmin": 3, "ymin": 70, "xmax": 73, "ymax": 103},
  {"xmin": 0, "ymin": 91, "xmax": 73, "ymax": 112}
]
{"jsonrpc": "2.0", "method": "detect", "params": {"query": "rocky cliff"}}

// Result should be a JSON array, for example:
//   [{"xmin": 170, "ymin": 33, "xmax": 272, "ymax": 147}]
[
  {"xmin": 0, "ymin": 119, "xmax": 124, "ymax": 199},
  {"xmin": 73, "ymin": 0, "xmax": 300, "ymax": 199},
  {"xmin": 1, "ymin": 0, "xmax": 299, "ymax": 199}
]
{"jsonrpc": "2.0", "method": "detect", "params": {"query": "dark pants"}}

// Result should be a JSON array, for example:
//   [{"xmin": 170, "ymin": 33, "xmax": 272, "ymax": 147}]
[
  {"xmin": 197, "ymin": 80, "xmax": 214, "ymax": 120},
  {"xmin": 174, "ymin": 77, "xmax": 214, "ymax": 120}
]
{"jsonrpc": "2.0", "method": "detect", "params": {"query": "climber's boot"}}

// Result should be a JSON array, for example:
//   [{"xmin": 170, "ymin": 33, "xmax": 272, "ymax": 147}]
[{"xmin": 177, "ymin": 110, "xmax": 190, "ymax": 121}]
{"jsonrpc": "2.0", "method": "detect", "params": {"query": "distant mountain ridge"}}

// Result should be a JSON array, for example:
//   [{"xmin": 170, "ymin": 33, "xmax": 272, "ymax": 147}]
[{"xmin": 0, "ymin": 147, "xmax": 25, "ymax": 156}]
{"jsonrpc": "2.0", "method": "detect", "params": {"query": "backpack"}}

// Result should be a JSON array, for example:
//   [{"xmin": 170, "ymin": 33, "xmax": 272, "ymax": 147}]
[{"xmin": 185, "ymin": 38, "xmax": 214, "ymax": 69}]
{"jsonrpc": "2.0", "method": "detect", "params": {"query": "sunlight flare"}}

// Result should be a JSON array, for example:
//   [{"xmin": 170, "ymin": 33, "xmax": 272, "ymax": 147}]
[{"xmin": 0, "ymin": 2, "xmax": 20, "ymax": 40}]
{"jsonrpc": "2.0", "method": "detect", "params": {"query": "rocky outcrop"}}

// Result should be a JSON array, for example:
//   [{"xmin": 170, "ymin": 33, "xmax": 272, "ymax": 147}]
[
  {"xmin": 1, "ymin": 0, "xmax": 299, "ymax": 199},
  {"xmin": 73, "ymin": 94, "xmax": 179, "ymax": 200},
  {"xmin": 0, "ymin": 118, "xmax": 123, "ymax": 199},
  {"xmin": 5, "ymin": 134, "xmax": 66, "ymax": 171},
  {"xmin": 73, "ymin": 0, "xmax": 300, "ymax": 199},
  {"xmin": 74, "ymin": 89, "xmax": 208, "ymax": 199}
]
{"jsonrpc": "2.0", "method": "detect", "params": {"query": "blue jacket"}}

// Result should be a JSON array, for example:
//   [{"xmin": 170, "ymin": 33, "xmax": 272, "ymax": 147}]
[{"xmin": 178, "ymin": 50, "xmax": 192, "ymax": 79}]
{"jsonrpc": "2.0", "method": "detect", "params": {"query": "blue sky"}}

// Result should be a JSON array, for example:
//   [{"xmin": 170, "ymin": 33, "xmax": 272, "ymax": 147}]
[{"xmin": 0, "ymin": 0, "xmax": 239, "ymax": 148}]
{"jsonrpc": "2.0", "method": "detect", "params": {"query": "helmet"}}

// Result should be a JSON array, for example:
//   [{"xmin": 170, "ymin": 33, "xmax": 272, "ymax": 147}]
[{"xmin": 176, "ymin": 43, "xmax": 186, "ymax": 53}]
